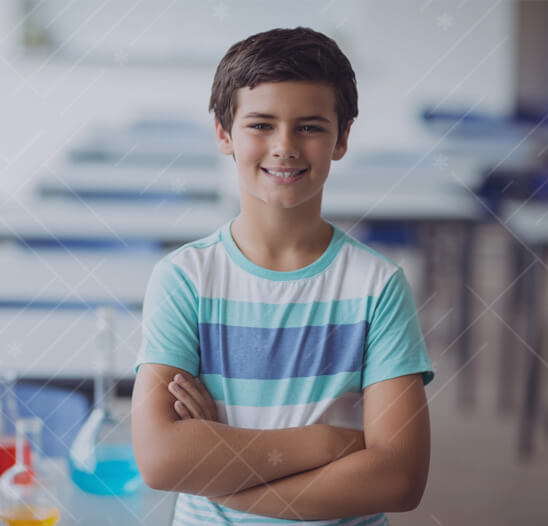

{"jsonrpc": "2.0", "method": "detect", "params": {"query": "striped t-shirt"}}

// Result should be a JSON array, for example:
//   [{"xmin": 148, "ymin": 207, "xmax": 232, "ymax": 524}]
[{"xmin": 136, "ymin": 217, "xmax": 434, "ymax": 526}]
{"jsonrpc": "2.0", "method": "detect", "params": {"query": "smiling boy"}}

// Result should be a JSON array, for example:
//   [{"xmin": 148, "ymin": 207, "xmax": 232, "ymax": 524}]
[{"xmin": 132, "ymin": 27, "xmax": 434, "ymax": 525}]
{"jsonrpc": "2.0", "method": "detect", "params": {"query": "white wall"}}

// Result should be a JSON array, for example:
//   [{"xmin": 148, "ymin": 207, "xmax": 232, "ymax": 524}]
[{"xmin": 0, "ymin": 0, "xmax": 515, "ymax": 200}]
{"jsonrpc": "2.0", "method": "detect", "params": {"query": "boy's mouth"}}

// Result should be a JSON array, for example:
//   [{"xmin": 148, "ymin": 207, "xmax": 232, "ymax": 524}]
[{"xmin": 261, "ymin": 167, "xmax": 307, "ymax": 178}]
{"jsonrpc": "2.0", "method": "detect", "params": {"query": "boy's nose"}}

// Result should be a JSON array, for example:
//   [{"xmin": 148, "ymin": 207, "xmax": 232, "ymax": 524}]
[{"xmin": 271, "ymin": 130, "xmax": 300, "ymax": 159}]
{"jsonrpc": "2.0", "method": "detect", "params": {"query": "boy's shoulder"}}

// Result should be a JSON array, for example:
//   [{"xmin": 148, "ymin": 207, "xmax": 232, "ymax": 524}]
[
  {"xmin": 155, "ymin": 226, "xmax": 224, "ymax": 272},
  {"xmin": 335, "ymin": 224, "xmax": 401, "ymax": 271}
]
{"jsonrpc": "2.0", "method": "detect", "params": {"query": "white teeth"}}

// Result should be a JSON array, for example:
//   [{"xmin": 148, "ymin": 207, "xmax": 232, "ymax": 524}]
[{"xmin": 265, "ymin": 169, "xmax": 303, "ymax": 178}]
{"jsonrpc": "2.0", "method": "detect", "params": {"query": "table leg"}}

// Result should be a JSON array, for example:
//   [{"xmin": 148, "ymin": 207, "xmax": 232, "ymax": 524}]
[
  {"xmin": 498, "ymin": 237, "xmax": 526, "ymax": 414},
  {"xmin": 456, "ymin": 222, "xmax": 476, "ymax": 410},
  {"xmin": 518, "ymin": 247, "xmax": 546, "ymax": 459}
]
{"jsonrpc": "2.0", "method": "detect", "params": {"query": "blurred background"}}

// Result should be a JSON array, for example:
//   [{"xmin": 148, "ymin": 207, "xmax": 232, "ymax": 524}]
[{"xmin": 0, "ymin": 0, "xmax": 547, "ymax": 524}]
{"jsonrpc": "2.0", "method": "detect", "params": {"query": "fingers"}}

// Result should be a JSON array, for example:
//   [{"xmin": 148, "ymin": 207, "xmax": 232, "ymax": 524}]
[
  {"xmin": 174, "ymin": 400, "xmax": 190, "ymax": 420},
  {"xmin": 168, "ymin": 374, "xmax": 217, "ymax": 421},
  {"xmin": 191, "ymin": 376, "xmax": 219, "ymax": 421},
  {"xmin": 168, "ymin": 378, "xmax": 206, "ymax": 419}
]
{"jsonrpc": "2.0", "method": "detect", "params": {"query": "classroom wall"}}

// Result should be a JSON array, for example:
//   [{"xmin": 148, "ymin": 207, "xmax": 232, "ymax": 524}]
[{"xmin": 0, "ymin": 0, "xmax": 515, "ymax": 200}]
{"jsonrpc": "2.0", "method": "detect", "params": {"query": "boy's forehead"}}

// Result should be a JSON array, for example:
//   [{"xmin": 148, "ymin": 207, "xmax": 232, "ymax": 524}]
[{"xmin": 234, "ymin": 81, "xmax": 337, "ymax": 120}]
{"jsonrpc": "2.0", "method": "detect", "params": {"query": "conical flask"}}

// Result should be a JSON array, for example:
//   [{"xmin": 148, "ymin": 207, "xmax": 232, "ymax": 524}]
[
  {"xmin": 0, "ymin": 417, "xmax": 60, "ymax": 526},
  {"xmin": 68, "ymin": 307, "xmax": 142, "ymax": 495}
]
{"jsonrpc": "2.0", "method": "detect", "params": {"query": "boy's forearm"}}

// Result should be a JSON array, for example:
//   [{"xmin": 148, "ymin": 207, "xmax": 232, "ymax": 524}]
[
  {"xmin": 210, "ymin": 447, "xmax": 414, "ymax": 520},
  {"xmin": 157, "ymin": 420, "xmax": 333, "ymax": 497}
]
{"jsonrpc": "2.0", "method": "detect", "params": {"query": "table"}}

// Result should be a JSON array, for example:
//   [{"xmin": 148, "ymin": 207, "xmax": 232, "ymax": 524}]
[
  {"xmin": 36, "ymin": 162, "xmax": 221, "ymax": 202},
  {"xmin": 1, "ymin": 308, "xmax": 142, "ymax": 380},
  {"xmin": 323, "ymin": 156, "xmax": 487, "ymax": 409},
  {"xmin": 29, "ymin": 458, "xmax": 176, "ymax": 526},
  {"xmin": 502, "ymin": 200, "xmax": 548, "ymax": 458},
  {"xmin": 0, "ymin": 243, "xmax": 161, "ymax": 309},
  {"xmin": 0, "ymin": 196, "xmax": 237, "ymax": 244}
]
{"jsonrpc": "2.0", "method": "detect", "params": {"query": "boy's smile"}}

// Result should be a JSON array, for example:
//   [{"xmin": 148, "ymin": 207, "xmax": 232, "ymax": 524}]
[{"xmin": 215, "ymin": 81, "xmax": 351, "ymax": 211}]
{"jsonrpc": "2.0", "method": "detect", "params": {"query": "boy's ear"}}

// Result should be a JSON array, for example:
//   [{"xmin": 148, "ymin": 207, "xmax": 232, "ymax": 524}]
[
  {"xmin": 332, "ymin": 119, "xmax": 354, "ymax": 161},
  {"xmin": 214, "ymin": 118, "xmax": 234, "ymax": 156}
]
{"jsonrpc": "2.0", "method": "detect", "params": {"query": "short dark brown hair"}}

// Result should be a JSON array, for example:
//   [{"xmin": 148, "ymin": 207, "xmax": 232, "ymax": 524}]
[{"xmin": 209, "ymin": 26, "xmax": 358, "ymax": 143}]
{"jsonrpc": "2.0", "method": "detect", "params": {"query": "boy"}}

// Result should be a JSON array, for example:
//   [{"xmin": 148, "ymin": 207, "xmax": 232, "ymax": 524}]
[{"xmin": 132, "ymin": 27, "xmax": 434, "ymax": 525}]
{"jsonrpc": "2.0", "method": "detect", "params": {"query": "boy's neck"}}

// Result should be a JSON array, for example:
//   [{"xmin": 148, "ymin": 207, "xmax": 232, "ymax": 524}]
[{"xmin": 230, "ymin": 207, "xmax": 333, "ymax": 272}]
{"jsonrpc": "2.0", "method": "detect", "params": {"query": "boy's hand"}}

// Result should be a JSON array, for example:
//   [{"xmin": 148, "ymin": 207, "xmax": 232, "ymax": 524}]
[{"xmin": 168, "ymin": 374, "xmax": 219, "ymax": 422}]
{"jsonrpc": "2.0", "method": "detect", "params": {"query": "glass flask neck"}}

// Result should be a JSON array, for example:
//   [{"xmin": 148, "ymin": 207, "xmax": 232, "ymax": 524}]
[
  {"xmin": 15, "ymin": 418, "xmax": 41, "ymax": 470},
  {"xmin": 0, "ymin": 369, "xmax": 17, "ymax": 436},
  {"xmin": 93, "ymin": 307, "xmax": 116, "ymax": 412}
]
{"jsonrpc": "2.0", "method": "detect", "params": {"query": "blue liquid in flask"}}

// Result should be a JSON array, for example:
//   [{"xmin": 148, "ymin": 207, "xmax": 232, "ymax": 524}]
[{"xmin": 68, "ymin": 444, "xmax": 142, "ymax": 495}]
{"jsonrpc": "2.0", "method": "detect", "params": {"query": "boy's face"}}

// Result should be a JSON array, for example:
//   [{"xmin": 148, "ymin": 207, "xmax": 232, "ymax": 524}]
[{"xmin": 215, "ymin": 81, "xmax": 352, "ymax": 212}]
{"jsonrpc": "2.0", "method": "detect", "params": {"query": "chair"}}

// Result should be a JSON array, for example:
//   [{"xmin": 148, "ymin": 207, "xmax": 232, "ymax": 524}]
[{"xmin": 13, "ymin": 383, "xmax": 90, "ymax": 458}]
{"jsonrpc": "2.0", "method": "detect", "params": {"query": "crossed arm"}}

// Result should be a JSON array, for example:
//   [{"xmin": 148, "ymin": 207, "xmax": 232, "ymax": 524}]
[
  {"xmin": 132, "ymin": 364, "xmax": 430, "ymax": 520},
  {"xmin": 207, "ymin": 373, "xmax": 430, "ymax": 520}
]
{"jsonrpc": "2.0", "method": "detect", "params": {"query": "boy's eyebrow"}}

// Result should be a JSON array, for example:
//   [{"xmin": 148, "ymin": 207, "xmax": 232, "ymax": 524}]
[{"xmin": 242, "ymin": 112, "xmax": 331, "ymax": 123}]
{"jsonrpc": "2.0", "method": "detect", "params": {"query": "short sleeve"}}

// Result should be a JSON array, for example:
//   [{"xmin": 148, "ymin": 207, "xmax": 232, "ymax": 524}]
[
  {"xmin": 361, "ymin": 267, "xmax": 434, "ymax": 390},
  {"xmin": 135, "ymin": 258, "xmax": 200, "ymax": 375}
]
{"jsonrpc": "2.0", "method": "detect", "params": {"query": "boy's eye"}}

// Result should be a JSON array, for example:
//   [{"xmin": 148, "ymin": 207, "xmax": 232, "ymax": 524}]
[
  {"xmin": 249, "ymin": 123, "xmax": 272, "ymax": 130},
  {"xmin": 249, "ymin": 123, "xmax": 323, "ymax": 133},
  {"xmin": 300, "ymin": 125, "xmax": 323, "ymax": 133}
]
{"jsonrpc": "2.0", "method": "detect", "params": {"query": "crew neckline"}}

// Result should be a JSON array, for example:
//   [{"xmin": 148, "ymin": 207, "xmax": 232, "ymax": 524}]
[{"xmin": 221, "ymin": 217, "xmax": 344, "ymax": 281}]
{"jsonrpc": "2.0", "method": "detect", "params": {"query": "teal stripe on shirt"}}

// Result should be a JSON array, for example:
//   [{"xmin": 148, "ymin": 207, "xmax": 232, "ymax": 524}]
[
  {"xmin": 197, "ymin": 371, "xmax": 362, "ymax": 406},
  {"xmin": 199, "ymin": 297, "xmax": 375, "ymax": 327}
]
